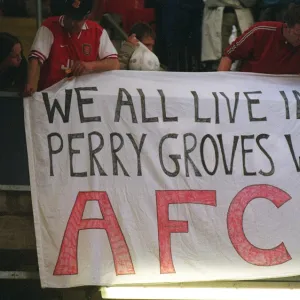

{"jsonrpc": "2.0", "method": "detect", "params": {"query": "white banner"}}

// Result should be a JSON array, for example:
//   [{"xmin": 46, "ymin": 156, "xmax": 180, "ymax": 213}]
[{"xmin": 24, "ymin": 71, "xmax": 300, "ymax": 288}]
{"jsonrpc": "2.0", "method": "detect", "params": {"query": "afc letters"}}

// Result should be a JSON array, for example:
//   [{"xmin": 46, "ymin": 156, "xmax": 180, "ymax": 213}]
[{"xmin": 53, "ymin": 185, "xmax": 291, "ymax": 276}]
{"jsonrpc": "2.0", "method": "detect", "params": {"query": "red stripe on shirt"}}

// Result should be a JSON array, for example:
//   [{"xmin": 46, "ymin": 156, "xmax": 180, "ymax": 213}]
[
  {"xmin": 29, "ymin": 50, "xmax": 47, "ymax": 63},
  {"xmin": 226, "ymin": 26, "xmax": 277, "ymax": 55},
  {"xmin": 100, "ymin": 54, "xmax": 118, "ymax": 60}
]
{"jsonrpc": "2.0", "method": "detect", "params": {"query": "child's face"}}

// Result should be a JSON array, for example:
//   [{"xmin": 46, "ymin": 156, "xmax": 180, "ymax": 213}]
[{"xmin": 141, "ymin": 35, "xmax": 155, "ymax": 52}]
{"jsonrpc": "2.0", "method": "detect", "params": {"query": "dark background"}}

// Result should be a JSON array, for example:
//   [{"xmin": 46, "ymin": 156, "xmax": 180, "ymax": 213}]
[{"xmin": 0, "ymin": 94, "xmax": 30, "ymax": 185}]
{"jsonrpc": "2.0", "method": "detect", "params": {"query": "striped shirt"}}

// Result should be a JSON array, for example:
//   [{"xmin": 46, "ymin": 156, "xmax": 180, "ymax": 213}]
[{"xmin": 225, "ymin": 21, "xmax": 300, "ymax": 74}]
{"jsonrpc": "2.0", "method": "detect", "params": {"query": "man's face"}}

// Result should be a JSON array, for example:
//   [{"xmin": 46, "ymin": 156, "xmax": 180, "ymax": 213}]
[
  {"xmin": 64, "ymin": 15, "xmax": 87, "ymax": 33},
  {"xmin": 286, "ymin": 24, "xmax": 300, "ymax": 47},
  {"xmin": 141, "ymin": 35, "xmax": 155, "ymax": 52}
]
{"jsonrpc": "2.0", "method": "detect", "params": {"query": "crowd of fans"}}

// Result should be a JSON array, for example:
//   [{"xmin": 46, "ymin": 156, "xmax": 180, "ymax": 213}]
[{"xmin": 1, "ymin": 0, "xmax": 300, "ymax": 93}]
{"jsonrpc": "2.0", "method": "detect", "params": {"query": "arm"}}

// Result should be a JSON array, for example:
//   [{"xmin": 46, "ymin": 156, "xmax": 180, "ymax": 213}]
[
  {"xmin": 72, "ymin": 56, "xmax": 120, "ymax": 76},
  {"xmin": 26, "ymin": 58, "xmax": 40, "ymax": 93},
  {"xmin": 87, "ymin": 58, "xmax": 120, "ymax": 72},
  {"xmin": 119, "ymin": 41, "xmax": 137, "ymax": 70},
  {"xmin": 218, "ymin": 57, "xmax": 233, "ymax": 71},
  {"xmin": 24, "ymin": 25, "xmax": 53, "ymax": 95},
  {"xmin": 218, "ymin": 23, "xmax": 257, "ymax": 72}
]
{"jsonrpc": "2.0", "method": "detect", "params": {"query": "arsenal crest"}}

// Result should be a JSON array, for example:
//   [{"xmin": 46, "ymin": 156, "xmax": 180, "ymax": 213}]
[{"xmin": 82, "ymin": 43, "xmax": 91, "ymax": 56}]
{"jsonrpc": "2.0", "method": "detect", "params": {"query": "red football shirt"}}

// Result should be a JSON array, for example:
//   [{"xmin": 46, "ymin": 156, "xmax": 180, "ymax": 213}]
[
  {"xmin": 225, "ymin": 21, "xmax": 300, "ymax": 74},
  {"xmin": 29, "ymin": 16, "xmax": 118, "ymax": 91}
]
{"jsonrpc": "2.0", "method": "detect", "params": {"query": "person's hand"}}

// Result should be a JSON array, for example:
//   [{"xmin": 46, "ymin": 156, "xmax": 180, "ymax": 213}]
[
  {"xmin": 23, "ymin": 84, "xmax": 36, "ymax": 97},
  {"xmin": 127, "ymin": 34, "xmax": 139, "ymax": 46},
  {"xmin": 71, "ymin": 61, "xmax": 93, "ymax": 77}
]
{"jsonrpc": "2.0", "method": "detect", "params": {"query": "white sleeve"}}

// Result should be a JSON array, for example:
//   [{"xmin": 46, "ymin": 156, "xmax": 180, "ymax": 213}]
[
  {"xmin": 98, "ymin": 29, "xmax": 118, "ymax": 60},
  {"xmin": 29, "ymin": 26, "xmax": 54, "ymax": 64}
]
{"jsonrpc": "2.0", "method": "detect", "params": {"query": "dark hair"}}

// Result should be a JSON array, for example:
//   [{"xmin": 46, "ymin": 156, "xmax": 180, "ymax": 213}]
[
  {"xmin": 284, "ymin": 3, "xmax": 300, "ymax": 27},
  {"xmin": 0, "ymin": 32, "xmax": 27, "ymax": 91},
  {"xmin": 129, "ymin": 22, "xmax": 155, "ymax": 41},
  {"xmin": 50, "ymin": 0, "xmax": 65, "ymax": 16},
  {"xmin": 0, "ymin": 32, "xmax": 21, "ymax": 65}
]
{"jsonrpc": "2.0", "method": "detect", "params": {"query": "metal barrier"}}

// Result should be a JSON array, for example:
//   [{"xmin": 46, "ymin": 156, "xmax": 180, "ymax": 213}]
[
  {"xmin": 0, "ymin": 91, "xmax": 30, "ymax": 187},
  {"xmin": 36, "ymin": 0, "xmax": 42, "ymax": 27}
]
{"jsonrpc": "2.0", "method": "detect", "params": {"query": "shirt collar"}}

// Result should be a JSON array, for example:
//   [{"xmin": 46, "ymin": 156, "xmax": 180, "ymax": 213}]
[{"xmin": 59, "ymin": 15, "xmax": 89, "ymax": 30}]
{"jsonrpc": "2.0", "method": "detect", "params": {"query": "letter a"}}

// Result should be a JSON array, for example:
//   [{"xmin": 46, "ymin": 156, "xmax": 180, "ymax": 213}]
[{"xmin": 53, "ymin": 192, "xmax": 135, "ymax": 275}]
